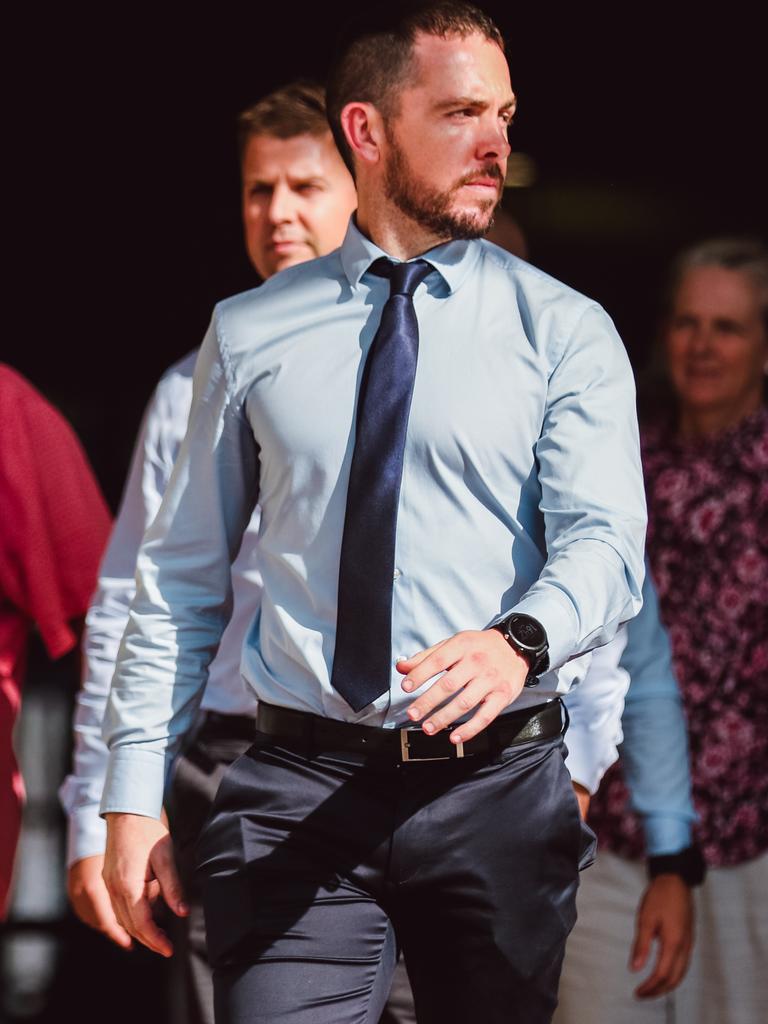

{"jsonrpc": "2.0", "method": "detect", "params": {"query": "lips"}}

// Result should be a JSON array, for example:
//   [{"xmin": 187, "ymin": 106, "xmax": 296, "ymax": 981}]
[
  {"xmin": 270, "ymin": 239, "xmax": 307, "ymax": 253},
  {"xmin": 464, "ymin": 178, "xmax": 499, "ymax": 189},
  {"xmin": 685, "ymin": 365, "xmax": 721, "ymax": 378}
]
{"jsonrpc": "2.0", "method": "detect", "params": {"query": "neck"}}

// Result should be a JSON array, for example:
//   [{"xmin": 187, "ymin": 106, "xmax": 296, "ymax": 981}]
[
  {"xmin": 677, "ymin": 391, "xmax": 764, "ymax": 439},
  {"xmin": 355, "ymin": 192, "xmax": 450, "ymax": 261}
]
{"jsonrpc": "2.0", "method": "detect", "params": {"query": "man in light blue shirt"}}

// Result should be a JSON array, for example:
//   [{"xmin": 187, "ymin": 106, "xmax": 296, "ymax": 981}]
[{"xmin": 101, "ymin": 6, "xmax": 646, "ymax": 1022}]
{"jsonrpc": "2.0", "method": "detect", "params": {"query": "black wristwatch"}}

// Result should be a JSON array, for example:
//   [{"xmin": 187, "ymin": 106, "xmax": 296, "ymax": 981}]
[
  {"xmin": 647, "ymin": 844, "xmax": 706, "ymax": 888},
  {"xmin": 491, "ymin": 613, "xmax": 549, "ymax": 686}
]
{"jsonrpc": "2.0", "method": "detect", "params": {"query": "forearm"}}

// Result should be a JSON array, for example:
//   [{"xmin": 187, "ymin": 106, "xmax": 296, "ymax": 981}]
[
  {"xmin": 509, "ymin": 539, "xmax": 644, "ymax": 671},
  {"xmin": 509, "ymin": 304, "xmax": 646, "ymax": 669}
]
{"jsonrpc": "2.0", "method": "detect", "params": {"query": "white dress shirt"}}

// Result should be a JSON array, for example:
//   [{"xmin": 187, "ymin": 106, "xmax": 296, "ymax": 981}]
[{"xmin": 101, "ymin": 220, "xmax": 647, "ymax": 820}]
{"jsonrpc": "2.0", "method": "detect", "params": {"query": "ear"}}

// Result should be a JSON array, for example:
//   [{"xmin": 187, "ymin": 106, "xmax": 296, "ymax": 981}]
[{"xmin": 340, "ymin": 102, "xmax": 385, "ymax": 171}]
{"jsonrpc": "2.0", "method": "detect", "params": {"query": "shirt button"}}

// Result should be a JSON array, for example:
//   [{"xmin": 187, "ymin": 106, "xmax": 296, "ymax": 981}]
[{"xmin": 393, "ymin": 568, "xmax": 401, "ymax": 580}]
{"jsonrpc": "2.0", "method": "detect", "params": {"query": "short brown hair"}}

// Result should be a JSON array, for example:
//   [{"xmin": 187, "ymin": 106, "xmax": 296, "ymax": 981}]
[
  {"xmin": 237, "ymin": 80, "xmax": 329, "ymax": 162},
  {"xmin": 327, "ymin": 2, "xmax": 505, "ymax": 173}
]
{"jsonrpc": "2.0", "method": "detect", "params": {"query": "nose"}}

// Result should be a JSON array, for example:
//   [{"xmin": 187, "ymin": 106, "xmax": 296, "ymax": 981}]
[
  {"xmin": 476, "ymin": 115, "xmax": 512, "ymax": 163},
  {"xmin": 267, "ymin": 183, "xmax": 297, "ymax": 226},
  {"xmin": 689, "ymin": 325, "xmax": 715, "ymax": 356}
]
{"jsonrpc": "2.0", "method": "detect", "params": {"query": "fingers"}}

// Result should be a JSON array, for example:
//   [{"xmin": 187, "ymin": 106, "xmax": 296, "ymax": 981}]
[
  {"xmin": 113, "ymin": 887, "xmax": 175, "ymax": 958},
  {"xmin": 82, "ymin": 876, "xmax": 134, "ymax": 949},
  {"xmin": 630, "ymin": 906, "xmax": 655, "ymax": 973},
  {"xmin": 103, "ymin": 813, "xmax": 177, "ymax": 957},
  {"xmin": 400, "ymin": 638, "xmax": 457, "ymax": 690},
  {"xmin": 666, "ymin": 939, "xmax": 693, "ymax": 994},
  {"xmin": 405, "ymin": 676, "xmax": 512, "ymax": 745},
  {"xmin": 405, "ymin": 661, "xmax": 477, "ymax": 731},
  {"xmin": 448, "ymin": 691, "xmax": 512, "ymax": 743},
  {"xmin": 395, "ymin": 639, "xmax": 448, "ymax": 675},
  {"xmin": 632, "ymin": 878, "xmax": 694, "ymax": 999},
  {"xmin": 403, "ymin": 630, "xmax": 526, "ymax": 741},
  {"xmin": 149, "ymin": 834, "xmax": 188, "ymax": 918},
  {"xmin": 634, "ymin": 934, "xmax": 692, "ymax": 998},
  {"xmin": 110, "ymin": 871, "xmax": 175, "ymax": 958},
  {"xmin": 634, "ymin": 931, "xmax": 675, "ymax": 998},
  {"xmin": 68, "ymin": 855, "xmax": 133, "ymax": 949}
]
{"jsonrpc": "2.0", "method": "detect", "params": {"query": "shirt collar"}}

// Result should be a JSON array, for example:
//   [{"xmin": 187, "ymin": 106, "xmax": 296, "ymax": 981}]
[{"xmin": 339, "ymin": 216, "xmax": 480, "ymax": 296}]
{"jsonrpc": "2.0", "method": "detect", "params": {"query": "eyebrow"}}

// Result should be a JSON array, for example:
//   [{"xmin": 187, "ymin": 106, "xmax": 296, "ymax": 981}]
[
  {"xmin": 434, "ymin": 95, "xmax": 517, "ymax": 114},
  {"xmin": 244, "ymin": 174, "xmax": 328, "ymax": 187}
]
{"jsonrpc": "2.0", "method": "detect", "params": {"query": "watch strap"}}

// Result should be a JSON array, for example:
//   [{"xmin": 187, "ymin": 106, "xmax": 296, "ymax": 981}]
[
  {"xmin": 647, "ymin": 844, "xmax": 706, "ymax": 887},
  {"xmin": 492, "ymin": 614, "xmax": 549, "ymax": 686}
]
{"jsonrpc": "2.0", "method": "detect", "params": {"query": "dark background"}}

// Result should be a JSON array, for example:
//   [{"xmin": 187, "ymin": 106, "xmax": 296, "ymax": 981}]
[
  {"xmin": 3, "ymin": 3, "xmax": 766, "ymax": 1020},
  {"xmin": 8, "ymin": 3, "xmax": 767, "ymax": 509}
]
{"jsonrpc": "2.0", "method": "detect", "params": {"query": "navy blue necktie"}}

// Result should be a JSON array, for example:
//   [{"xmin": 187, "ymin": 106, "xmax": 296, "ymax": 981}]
[{"xmin": 331, "ymin": 257, "xmax": 433, "ymax": 711}]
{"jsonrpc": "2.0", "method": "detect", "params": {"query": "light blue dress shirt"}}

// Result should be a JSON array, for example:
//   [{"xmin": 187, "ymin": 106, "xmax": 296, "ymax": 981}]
[
  {"xmin": 102, "ymin": 219, "xmax": 647, "ymax": 820},
  {"xmin": 59, "ymin": 352, "xmax": 260, "ymax": 865},
  {"xmin": 565, "ymin": 567, "xmax": 696, "ymax": 855},
  {"xmin": 619, "ymin": 570, "xmax": 696, "ymax": 854}
]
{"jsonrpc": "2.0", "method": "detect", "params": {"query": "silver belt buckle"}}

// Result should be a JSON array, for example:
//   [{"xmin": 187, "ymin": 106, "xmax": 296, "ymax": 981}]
[{"xmin": 399, "ymin": 729, "xmax": 464, "ymax": 762}]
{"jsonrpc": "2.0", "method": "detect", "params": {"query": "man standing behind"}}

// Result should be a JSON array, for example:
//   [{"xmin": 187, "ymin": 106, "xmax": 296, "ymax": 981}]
[
  {"xmin": 101, "ymin": 5, "xmax": 647, "ymax": 1022},
  {"xmin": 59, "ymin": 81, "xmax": 356, "ymax": 1024}
]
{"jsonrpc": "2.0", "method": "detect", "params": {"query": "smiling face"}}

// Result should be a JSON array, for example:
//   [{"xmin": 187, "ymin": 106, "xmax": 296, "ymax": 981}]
[
  {"xmin": 665, "ymin": 265, "xmax": 768, "ymax": 430},
  {"xmin": 380, "ymin": 31, "xmax": 514, "ymax": 241},
  {"xmin": 241, "ymin": 131, "xmax": 357, "ymax": 279}
]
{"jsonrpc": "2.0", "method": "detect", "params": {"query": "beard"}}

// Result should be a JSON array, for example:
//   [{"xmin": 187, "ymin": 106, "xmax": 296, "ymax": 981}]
[{"xmin": 383, "ymin": 134, "xmax": 503, "ymax": 240}]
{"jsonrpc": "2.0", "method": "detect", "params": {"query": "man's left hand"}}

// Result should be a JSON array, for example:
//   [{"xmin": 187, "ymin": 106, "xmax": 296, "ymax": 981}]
[
  {"xmin": 396, "ymin": 629, "xmax": 529, "ymax": 744},
  {"xmin": 630, "ymin": 874, "xmax": 694, "ymax": 998}
]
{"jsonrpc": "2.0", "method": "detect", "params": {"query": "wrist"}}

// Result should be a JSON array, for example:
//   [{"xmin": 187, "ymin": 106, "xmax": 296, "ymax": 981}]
[
  {"xmin": 105, "ymin": 811, "xmax": 166, "ymax": 838},
  {"xmin": 490, "ymin": 613, "xmax": 549, "ymax": 686},
  {"xmin": 647, "ymin": 844, "xmax": 706, "ymax": 888}
]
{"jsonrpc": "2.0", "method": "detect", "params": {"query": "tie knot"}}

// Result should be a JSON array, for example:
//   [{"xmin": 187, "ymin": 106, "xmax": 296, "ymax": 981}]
[{"xmin": 369, "ymin": 257, "xmax": 433, "ymax": 297}]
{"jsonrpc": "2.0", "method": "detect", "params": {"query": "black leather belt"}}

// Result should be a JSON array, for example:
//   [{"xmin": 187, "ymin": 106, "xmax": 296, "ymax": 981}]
[
  {"xmin": 255, "ymin": 699, "xmax": 563, "ymax": 763},
  {"xmin": 198, "ymin": 711, "xmax": 258, "ymax": 743}
]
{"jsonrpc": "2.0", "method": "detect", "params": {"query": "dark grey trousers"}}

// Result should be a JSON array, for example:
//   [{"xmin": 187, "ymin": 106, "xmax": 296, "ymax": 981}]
[
  {"xmin": 196, "ymin": 715, "xmax": 595, "ymax": 1024},
  {"xmin": 165, "ymin": 716, "xmax": 422, "ymax": 1024},
  {"xmin": 166, "ymin": 721, "xmax": 253, "ymax": 1024}
]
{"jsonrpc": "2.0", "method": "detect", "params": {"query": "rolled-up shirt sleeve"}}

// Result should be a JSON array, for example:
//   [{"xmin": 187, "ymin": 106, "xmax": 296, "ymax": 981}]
[
  {"xmin": 101, "ymin": 318, "xmax": 258, "ymax": 820},
  {"xmin": 507, "ymin": 303, "xmax": 647, "ymax": 670}
]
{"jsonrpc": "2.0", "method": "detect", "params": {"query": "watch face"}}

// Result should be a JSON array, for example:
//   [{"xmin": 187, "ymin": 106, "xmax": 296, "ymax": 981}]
[{"xmin": 511, "ymin": 615, "xmax": 546, "ymax": 650}]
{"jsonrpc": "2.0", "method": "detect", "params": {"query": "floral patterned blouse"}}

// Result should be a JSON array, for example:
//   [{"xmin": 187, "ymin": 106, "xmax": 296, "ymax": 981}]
[{"xmin": 588, "ymin": 405, "xmax": 768, "ymax": 867}]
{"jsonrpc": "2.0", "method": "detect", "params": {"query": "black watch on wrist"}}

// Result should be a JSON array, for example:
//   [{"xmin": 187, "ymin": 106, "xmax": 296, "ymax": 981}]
[
  {"xmin": 491, "ymin": 613, "xmax": 549, "ymax": 686},
  {"xmin": 647, "ymin": 844, "xmax": 706, "ymax": 888}
]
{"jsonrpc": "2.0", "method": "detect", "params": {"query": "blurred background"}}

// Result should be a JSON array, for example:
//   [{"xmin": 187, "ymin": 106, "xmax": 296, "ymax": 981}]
[{"xmin": 2, "ymin": 2, "xmax": 766, "ymax": 1019}]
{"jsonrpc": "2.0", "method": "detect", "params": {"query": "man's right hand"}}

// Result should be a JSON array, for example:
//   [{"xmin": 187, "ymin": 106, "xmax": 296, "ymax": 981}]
[
  {"xmin": 68, "ymin": 853, "xmax": 133, "ymax": 948},
  {"xmin": 102, "ymin": 813, "xmax": 188, "ymax": 957}
]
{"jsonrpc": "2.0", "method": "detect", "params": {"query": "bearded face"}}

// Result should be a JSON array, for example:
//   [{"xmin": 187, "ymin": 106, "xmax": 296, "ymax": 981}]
[{"xmin": 383, "ymin": 126, "xmax": 503, "ymax": 241}]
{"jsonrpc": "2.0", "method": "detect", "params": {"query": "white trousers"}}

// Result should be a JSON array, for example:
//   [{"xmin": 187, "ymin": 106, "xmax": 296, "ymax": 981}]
[{"xmin": 554, "ymin": 849, "xmax": 768, "ymax": 1024}]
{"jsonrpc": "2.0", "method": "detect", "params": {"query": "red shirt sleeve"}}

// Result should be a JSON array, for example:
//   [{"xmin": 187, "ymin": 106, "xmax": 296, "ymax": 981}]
[{"xmin": 0, "ymin": 365, "xmax": 112, "ymax": 659}]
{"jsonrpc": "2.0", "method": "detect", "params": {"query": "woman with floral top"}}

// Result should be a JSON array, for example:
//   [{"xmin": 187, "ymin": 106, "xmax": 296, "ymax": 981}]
[{"xmin": 557, "ymin": 238, "xmax": 768, "ymax": 1024}]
